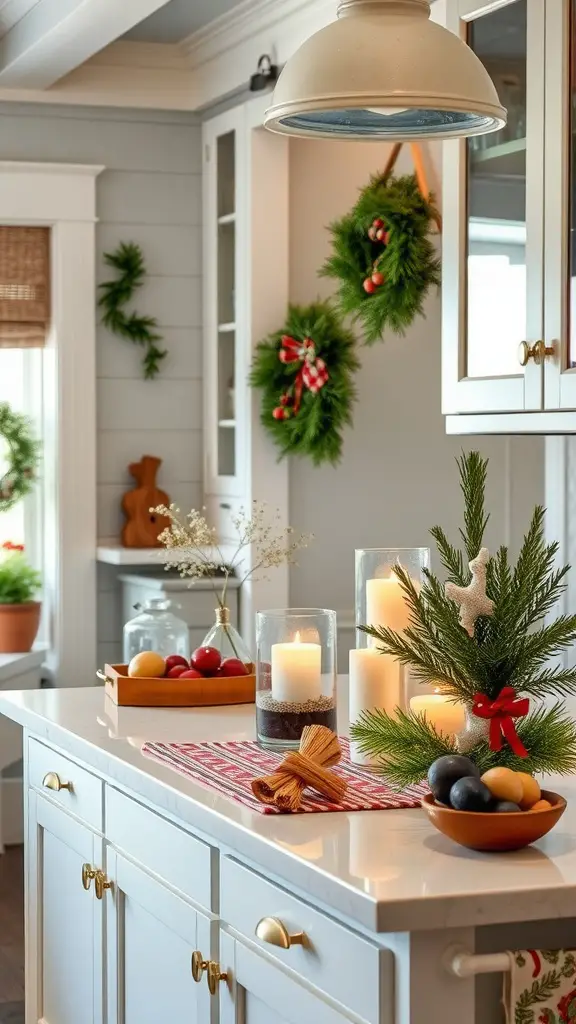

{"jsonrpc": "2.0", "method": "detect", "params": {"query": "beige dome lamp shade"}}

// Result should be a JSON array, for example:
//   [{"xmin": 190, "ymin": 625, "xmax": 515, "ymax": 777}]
[{"xmin": 264, "ymin": 0, "xmax": 506, "ymax": 141}]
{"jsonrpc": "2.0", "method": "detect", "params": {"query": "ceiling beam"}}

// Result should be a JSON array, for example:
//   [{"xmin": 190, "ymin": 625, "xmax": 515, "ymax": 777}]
[{"xmin": 0, "ymin": 0, "xmax": 176, "ymax": 88}]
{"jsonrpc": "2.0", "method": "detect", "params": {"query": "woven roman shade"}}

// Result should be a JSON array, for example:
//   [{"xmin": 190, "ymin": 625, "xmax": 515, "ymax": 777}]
[{"xmin": 0, "ymin": 226, "xmax": 50, "ymax": 348}]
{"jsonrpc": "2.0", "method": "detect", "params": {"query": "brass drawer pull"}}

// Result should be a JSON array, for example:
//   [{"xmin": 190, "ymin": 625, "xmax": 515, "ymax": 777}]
[
  {"xmin": 94, "ymin": 870, "xmax": 113, "ymax": 900},
  {"xmin": 43, "ymin": 771, "xmax": 73, "ymax": 793},
  {"xmin": 255, "ymin": 916, "xmax": 305, "ymax": 949},
  {"xmin": 206, "ymin": 961, "xmax": 228, "ymax": 996},
  {"xmin": 82, "ymin": 863, "xmax": 96, "ymax": 891},
  {"xmin": 191, "ymin": 951, "xmax": 209, "ymax": 983},
  {"xmin": 518, "ymin": 340, "xmax": 554, "ymax": 366}
]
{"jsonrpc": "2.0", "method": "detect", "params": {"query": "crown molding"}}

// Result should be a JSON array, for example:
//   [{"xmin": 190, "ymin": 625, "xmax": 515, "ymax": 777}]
[{"xmin": 182, "ymin": 0, "xmax": 337, "ymax": 68}]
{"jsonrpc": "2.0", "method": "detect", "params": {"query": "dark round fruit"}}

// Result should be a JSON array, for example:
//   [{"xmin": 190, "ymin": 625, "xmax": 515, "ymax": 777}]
[
  {"xmin": 493, "ymin": 800, "xmax": 522, "ymax": 813},
  {"xmin": 427, "ymin": 755, "xmax": 480, "ymax": 804},
  {"xmin": 449, "ymin": 776, "xmax": 493, "ymax": 812}
]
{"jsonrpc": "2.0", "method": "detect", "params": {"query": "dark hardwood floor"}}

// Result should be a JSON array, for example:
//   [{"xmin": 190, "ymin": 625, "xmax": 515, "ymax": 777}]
[{"xmin": 0, "ymin": 846, "xmax": 24, "ymax": 1024}]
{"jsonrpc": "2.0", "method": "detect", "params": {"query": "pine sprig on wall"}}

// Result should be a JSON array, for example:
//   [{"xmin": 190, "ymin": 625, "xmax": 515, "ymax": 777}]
[
  {"xmin": 98, "ymin": 242, "xmax": 166, "ymax": 379},
  {"xmin": 321, "ymin": 173, "xmax": 441, "ymax": 344}
]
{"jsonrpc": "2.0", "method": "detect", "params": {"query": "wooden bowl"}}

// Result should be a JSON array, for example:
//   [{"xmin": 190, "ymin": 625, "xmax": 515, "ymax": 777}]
[{"xmin": 421, "ymin": 790, "xmax": 566, "ymax": 852}]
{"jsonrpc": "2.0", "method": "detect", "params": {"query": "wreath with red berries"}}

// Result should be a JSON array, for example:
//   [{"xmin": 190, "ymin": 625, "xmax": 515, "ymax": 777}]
[
  {"xmin": 249, "ymin": 301, "xmax": 359, "ymax": 466},
  {"xmin": 321, "ymin": 172, "xmax": 441, "ymax": 345},
  {"xmin": 0, "ymin": 403, "xmax": 41, "ymax": 513}
]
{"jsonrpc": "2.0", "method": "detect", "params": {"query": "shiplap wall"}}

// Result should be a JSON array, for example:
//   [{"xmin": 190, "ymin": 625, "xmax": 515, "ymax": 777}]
[{"xmin": 0, "ymin": 102, "xmax": 202, "ymax": 668}]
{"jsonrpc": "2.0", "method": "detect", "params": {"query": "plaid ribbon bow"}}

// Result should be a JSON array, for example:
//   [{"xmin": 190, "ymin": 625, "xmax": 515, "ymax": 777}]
[{"xmin": 279, "ymin": 335, "xmax": 329, "ymax": 413}]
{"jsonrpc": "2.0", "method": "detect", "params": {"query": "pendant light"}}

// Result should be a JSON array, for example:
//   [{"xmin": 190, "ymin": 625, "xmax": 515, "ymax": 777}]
[{"xmin": 264, "ymin": 0, "xmax": 506, "ymax": 141}]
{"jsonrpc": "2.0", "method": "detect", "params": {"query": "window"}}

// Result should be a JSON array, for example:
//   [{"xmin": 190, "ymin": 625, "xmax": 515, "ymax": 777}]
[{"xmin": 0, "ymin": 348, "xmax": 44, "ymax": 570}]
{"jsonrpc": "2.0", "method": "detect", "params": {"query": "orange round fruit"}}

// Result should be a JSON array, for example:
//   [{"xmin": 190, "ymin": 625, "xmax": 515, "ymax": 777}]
[
  {"xmin": 480, "ymin": 767, "xmax": 523, "ymax": 804},
  {"xmin": 516, "ymin": 772, "xmax": 541, "ymax": 810},
  {"xmin": 128, "ymin": 651, "xmax": 165, "ymax": 678},
  {"xmin": 529, "ymin": 799, "xmax": 552, "ymax": 812}
]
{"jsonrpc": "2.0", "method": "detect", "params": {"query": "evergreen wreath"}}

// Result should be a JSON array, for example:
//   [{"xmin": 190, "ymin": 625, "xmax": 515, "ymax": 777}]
[
  {"xmin": 350, "ymin": 451, "xmax": 576, "ymax": 788},
  {"xmin": 321, "ymin": 172, "xmax": 441, "ymax": 345},
  {"xmin": 98, "ymin": 242, "xmax": 166, "ymax": 379},
  {"xmin": 249, "ymin": 301, "xmax": 359, "ymax": 466},
  {"xmin": 0, "ymin": 402, "xmax": 41, "ymax": 513}
]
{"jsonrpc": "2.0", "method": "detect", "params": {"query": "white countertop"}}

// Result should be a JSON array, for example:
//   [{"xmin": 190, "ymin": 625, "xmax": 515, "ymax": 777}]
[{"xmin": 1, "ymin": 684, "xmax": 576, "ymax": 934}]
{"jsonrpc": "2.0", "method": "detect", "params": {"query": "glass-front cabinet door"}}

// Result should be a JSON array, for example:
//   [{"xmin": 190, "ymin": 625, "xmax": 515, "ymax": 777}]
[
  {"xmin": 544, "ymin": 0, "xmax": 576, "ymax": 410},
  {"xmin": 203, "ymin": 108, "xmax": 246, "ymax": 496},
  {"xmin": 442, "ymin": 0, "xmax": 545, "ymax": 415}
]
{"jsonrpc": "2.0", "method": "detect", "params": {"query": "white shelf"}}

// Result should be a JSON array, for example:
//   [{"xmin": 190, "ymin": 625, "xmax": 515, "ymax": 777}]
[
  {"xmin": 97, "ymin": 543, "xmax": 166, "ymax": 566},
  {"xmin": 218, "ymin": 322, "xmax": 236, "ymax": 333},
  {"xmin": 218, "ymin": 419, "xmax": 236, "ymax": 428},
  {"xmin": 471, "ymin": 137, "xmax": 526, "ymax": 177},
  {"xmin": 218, "ymin": 212, "xmax": 236, "ymax": 225}
]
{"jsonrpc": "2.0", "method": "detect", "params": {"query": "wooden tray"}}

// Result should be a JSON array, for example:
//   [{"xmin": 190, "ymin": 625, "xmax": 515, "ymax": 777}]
[{"xmin": 98, "ymin": 664, "xmax": 256, "ymax": 708}]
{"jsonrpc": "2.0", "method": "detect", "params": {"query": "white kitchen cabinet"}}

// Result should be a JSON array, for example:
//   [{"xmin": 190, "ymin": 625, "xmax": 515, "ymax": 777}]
[
  {"xmin": 202, "ymin": 95, "xmax": 290, "ymax": 641},
  {"xmin": 105, "ymin": 849, "xmax": 215, "ymax": 1024},
  {"xmin": 218, "ymin": 932, "xmax": 352, "ymax": 1024},
  {"xmin": 26, "ymin": 790, "xmax": 104, "ymax": 1024},
  {"xmin": 442, "ymin": 0, "xmax": 576, "ymax": 434}
]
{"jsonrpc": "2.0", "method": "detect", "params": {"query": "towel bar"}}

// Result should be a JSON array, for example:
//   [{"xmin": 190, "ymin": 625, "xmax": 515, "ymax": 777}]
[{"xmin": 445, "ymin": 946, "xmax": 511, "ymax": 977}]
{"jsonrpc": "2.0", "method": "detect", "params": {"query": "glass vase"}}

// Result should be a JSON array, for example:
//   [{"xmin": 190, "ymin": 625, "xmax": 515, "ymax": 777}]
[
  {"xmin": 256, "ymin": 608, "xmax": 337, "ymax": 751},
  {"xmin": 202, "ymin": 606, "xmax": 252, "ymax": 665},
  {"xmin": 355, "ymin": 547, "xmax": 430, "ymax": 647}
]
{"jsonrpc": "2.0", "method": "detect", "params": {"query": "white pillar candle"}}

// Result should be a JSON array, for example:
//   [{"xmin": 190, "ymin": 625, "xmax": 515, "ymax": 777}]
[
  {"xmin": 366, "ymin": 574, "xmax": 415, "ymax": 636},
  {"xmin": 349, "ymin": 647, "xmax": 401, "ymax": 766},
  {"xmin": 271, "ymin": 631, "xmax": 322, "ymax": 704},
  {"xmin": 409, "ymin": 692, "xmax": 465, "ymax": 738}
]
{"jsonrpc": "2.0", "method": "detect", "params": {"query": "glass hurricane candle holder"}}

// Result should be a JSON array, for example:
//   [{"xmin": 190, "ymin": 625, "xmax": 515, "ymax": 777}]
[
  {"xmin": 256, "ymin": 608, "xmax": 337, "ymax": 751},
  {"xmin": 355, "ymin": 547, "xmax": 430, "ymax": 647}
]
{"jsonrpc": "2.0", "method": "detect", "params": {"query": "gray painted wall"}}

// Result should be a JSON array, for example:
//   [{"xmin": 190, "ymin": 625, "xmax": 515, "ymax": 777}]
[
  {"xmin": 0, "ymin": 102, "xmax": 202, "ymax": 669},
  {"xmin": 287, "ymin": 137, "xmax": 544, "ymax": 668}
]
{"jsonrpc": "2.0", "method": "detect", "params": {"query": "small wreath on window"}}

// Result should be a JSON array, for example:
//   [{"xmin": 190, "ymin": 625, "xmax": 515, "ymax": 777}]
[{"xmin": 0, "ymin": 402, "xmax": 41, "ymax": 512}]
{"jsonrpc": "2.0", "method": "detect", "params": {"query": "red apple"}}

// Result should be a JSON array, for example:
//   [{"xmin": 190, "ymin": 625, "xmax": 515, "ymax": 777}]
[
  {"xmin": 219, "ymin": 658, "xmax": 249, "ymax": 677},
  {"xmin": 191, "ymin": 646, "xmax": 221, "ymax": 676},
  {"xmin": 179, "ymin": 668, "xmax": 204, "ymax": 679},
  {"xmin": 165, "ymin": 654, "xmax": 189, "ymax": 675},
  {"xmin": 166, "ymin": 665, "xmax": 188, "ymax": 679}
]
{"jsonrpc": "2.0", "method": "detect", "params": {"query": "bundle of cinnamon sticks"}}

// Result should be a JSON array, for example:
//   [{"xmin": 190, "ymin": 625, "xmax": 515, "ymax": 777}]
[{"xmin": 251, "ymin": 725, "xmax": 347, "ymax": 812}]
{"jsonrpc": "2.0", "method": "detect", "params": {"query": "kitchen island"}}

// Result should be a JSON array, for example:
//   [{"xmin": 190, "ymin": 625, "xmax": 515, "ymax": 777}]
[{"xmin": 1, "ymin": 686, "xmax": 576, "ymax": 1024}]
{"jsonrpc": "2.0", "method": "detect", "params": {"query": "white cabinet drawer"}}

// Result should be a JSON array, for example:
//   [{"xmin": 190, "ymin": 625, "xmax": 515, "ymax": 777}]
[
  {"xmin": 28, "ymin": 738, "xmax": 103, "ymax": 831},
  {"xmin": 105, "ymin": 786, "xmax": 213, "ymax": 911},
  {"xmin": 220, "ymin": 858, "xmax": 393, "ymax": 1024}
]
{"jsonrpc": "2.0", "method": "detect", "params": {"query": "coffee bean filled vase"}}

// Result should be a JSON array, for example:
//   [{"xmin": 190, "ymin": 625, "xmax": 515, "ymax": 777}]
[{"xmin": 256, "ymin": 609, "xmax": 337, "ymax": 751}]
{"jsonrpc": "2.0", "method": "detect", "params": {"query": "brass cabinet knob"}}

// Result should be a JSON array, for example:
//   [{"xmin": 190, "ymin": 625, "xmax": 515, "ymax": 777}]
[
  {"xmin": 518, "ymin": 340, "xmax": 554, "ymax": 366},
  {"xmin": 191, "ymin": 951, "xmax": 209, "ymax": 983},
  {"xmin": 43, "ymin": 771, "xmax": 73, "ymax": 793},
  {"xmin": 206, "ymin": 961, "xmax": 228, "ymax": 996},
  {"xmin": 82, "ymin": 863, "xmax": 96, "ymax": 891},
  {"xmin": 94, "ymin": 870, "xmax": 113, "ymax": 900},
  {"xmin": 255, "ymin": 916, "xmax": 305, "ymax": 950}
]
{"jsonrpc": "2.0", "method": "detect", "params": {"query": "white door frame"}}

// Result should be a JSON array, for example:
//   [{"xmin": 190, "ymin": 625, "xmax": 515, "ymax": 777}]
[{"xmin": 0, "ymin": 161, "xmax": 103, "ymax": 686}]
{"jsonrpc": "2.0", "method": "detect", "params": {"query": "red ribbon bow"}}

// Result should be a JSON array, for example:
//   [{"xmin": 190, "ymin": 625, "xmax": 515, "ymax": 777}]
[
  {"xmin": 472, "ymin": 687, "xmax": 529, "ymax": 758},
  {"xmin": 279, "ymin": 335, "xmax": 329, "ymax": 413}
]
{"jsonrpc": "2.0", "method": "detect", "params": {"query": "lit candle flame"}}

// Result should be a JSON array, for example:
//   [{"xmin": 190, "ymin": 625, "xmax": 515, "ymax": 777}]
[{"xmin": 294, "ymin": 630, "xmax": 301, "ymax": 644}]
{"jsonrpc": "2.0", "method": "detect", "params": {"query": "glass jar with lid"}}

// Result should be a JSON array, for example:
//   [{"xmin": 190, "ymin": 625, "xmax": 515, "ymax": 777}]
[{"xmin": 123, "ymin": 598, "xmax": 190, "ymax": 663}]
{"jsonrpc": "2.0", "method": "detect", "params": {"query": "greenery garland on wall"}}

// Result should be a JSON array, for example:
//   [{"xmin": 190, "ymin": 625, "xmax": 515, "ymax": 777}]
[
  {"xmin": 98, "ymin": 242, "xmax": 166, "ymax": 379},
  {"xmin": 321, "ymin": 172, "xmax": 441, "ymax": 345},
  {"xmin": 0, "ymin": 403, "xmax": 41, "ymax": 512},
  {"xmin": 249, "ymin": 301, "xmax": 359, "ymax": 466}
]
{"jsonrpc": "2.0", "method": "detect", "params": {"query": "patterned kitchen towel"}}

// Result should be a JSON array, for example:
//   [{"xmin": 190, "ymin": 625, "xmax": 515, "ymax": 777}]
[
  {"xmin": 504, "ymin": 949, "xmax": 576, "ymax": 1023},
  {"xmin": 142, "ymin": 737, "xmax": 427, "ymax": 814}
]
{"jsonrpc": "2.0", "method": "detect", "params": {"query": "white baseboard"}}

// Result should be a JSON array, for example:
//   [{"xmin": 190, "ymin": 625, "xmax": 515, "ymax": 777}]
[{"xmin": 1, "ymin": 777, "xmax": 23, "ymax": 847}]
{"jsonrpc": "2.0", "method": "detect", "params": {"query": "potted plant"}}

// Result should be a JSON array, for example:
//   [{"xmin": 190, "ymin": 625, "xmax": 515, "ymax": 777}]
[{"xmin": 0, "ymin": 542, "xmax": 42, "ymax": 653}]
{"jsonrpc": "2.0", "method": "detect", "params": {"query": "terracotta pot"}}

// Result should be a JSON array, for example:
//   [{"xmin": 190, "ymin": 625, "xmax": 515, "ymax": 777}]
[{"xmin": 0, "ymin": 602, "xmax": 41, "ymax": 653}]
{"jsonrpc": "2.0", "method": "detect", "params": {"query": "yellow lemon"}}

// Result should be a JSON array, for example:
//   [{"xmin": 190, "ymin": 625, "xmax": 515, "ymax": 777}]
[{"xmin": 128, "ymin": 651, "xmax": 165, "ymax": 678}]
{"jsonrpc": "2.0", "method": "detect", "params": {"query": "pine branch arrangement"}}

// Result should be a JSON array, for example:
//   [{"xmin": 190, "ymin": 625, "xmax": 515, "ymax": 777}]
[
  {"xmin": 350, "ymin": 451, "xmax": 576, "ymax": 786},
  {"xmin": 98, "ymin": 242, "xmax": 166, "ymax": 379},
  {"xmin": 249, "ymin": 301, "xmax": 359, "ymax": 466},
  {"xmin": 321, "ymin": 173, "xmax": 441, "ymax": 344}
]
